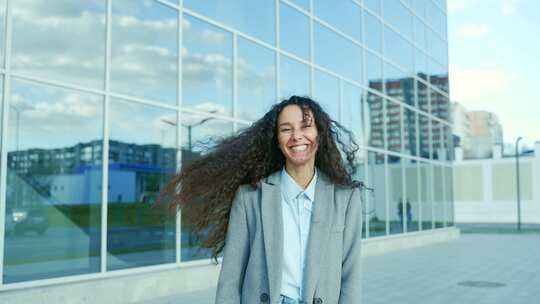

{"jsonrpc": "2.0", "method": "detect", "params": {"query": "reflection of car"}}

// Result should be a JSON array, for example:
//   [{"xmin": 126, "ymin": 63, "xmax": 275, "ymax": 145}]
[
  {"xmin": 12, "ymin": 207, "xmax": 49, "ymax": 236},
  {"xmin": 5, "ymin": 207, "xmax": 15, "ymax": 236}
]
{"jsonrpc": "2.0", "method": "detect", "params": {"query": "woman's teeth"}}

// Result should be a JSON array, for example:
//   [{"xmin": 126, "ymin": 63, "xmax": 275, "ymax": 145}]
[{"xmin": 291, "ymin": 145, "xmax": 308, "ymax": 152}]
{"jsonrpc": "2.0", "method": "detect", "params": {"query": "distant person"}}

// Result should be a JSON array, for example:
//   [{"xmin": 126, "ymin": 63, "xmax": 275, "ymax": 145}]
[
  {"xmin": 161, "ymin": 96, "xmax": 365, "ymax": 304},
  {"xmin": 406, "ymin": 199, "xmax": 412, "ymax": 228}
]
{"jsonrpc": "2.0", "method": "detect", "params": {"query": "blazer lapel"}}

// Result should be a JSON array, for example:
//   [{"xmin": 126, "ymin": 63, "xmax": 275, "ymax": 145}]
[
  {"xmin": 303, "ymin": 173, "xmax": 333, "ymax": 302},
  {"xmin": 261, "ymin": 171, "xmax": 283, "ymax": 303}
]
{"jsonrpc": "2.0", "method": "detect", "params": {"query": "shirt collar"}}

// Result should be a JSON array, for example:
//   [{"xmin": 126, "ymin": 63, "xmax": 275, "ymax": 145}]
[{"xmin": 280, "ymin": 167, "xmax": 318, "ymax": 203}]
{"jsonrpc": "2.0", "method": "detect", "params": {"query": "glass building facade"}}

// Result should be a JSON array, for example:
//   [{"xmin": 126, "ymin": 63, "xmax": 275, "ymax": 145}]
[{"xmin": 0, "ymin": 0, "xmax": 452, "ymax": 287}]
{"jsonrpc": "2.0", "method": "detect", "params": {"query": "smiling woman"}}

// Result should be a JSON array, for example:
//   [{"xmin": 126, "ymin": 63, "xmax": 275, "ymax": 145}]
[{"xmin": 159, "ymin": 95, "xmax": 365, "ymax": 304}]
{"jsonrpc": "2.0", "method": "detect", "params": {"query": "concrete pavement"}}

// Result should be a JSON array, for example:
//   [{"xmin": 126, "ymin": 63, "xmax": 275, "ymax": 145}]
[{"xmin": 145, "ymin": 233, "xmax": 540, "ymax": 304}]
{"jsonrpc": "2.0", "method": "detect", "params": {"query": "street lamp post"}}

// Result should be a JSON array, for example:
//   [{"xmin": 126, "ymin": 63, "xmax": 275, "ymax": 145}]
[{"xmin": 515, "ymin": 136, "xmax": 523, "ymax": 231}]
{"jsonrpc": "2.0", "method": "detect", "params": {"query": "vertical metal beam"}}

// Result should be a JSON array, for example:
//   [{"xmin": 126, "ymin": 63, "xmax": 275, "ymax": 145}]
[
  {"xmin": 100, "ymin": 0, "xmax": 112, "ymax": 273},
  {"xmin": 176, "ymin": 0, "xmax": 184, "ymax": 264},
  {"xmin": 275, "ymin": 0, "xmax": 280, "ymax": 101},
  {"xmin": 0, "ymin": 0, "xmax": 12, "ymax": 286}
]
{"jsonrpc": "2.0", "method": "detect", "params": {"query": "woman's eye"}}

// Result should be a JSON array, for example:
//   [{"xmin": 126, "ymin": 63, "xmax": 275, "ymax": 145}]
[{"xmin": 281, "ymin": 128, "xmax": 291, "ymax": 132}]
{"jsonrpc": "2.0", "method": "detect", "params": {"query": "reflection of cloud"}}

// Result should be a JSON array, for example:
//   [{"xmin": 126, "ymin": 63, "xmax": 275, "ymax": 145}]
[
  {"xmin": 456, "ymin": 24, "xmax": 491, "ymax": 37},
  {"xmin": 237, "ymin": 57, "xmax": 275, "ymax": 96},
  {"xmin": 449, "ymin": 64, "xmax": 518, "ymax": 102},
  {"xmin": 191, "ymin": 102, "xmax": 228, "ymax": 115}
]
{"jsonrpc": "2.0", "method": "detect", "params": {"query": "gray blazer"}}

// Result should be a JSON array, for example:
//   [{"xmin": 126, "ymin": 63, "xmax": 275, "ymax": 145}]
[{"xmin": 215, "ymin": 170, "xmax": 363, "ymax": 304}]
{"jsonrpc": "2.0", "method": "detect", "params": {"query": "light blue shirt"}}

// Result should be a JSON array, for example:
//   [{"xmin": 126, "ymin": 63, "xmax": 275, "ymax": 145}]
[{"xmin": 280, "ymin": 167, "xmax": 317, "ymax": 301}]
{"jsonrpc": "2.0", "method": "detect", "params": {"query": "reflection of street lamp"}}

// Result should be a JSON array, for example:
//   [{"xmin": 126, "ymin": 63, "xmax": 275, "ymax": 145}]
[
  {"xmin": 515, "ymin": 136, "xmax": 523, "ymax": 231},
  {"xmin": 161, "ymin": 110, "xmax": 217, "ymax": 152}
]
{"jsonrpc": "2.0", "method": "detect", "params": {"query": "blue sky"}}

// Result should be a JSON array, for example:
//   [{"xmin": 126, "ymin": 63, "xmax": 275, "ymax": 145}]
[{"xmin": 448, "ymin": 0, "xmax": 540, "ymax": 149}]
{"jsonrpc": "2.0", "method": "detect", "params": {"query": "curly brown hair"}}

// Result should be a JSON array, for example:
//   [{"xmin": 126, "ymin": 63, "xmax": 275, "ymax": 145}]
[{"xmin": 159, "ymin": 95, "xmax": 362, "ymax": 259}]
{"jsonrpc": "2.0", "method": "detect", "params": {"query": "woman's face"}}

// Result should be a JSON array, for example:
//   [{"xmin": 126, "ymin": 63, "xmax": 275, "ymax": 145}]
[{"xmin": 277, "ymin": 105, "xmax": 319, "ymax": 168}]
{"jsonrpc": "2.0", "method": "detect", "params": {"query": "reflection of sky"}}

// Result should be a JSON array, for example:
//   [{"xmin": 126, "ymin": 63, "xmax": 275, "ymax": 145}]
[
  {"xmin": 182, "ymin": 14, "xmax": 233, "ymax": 115},
  {"xmin": 280, "ymin": 2, "xmax": 310, "ymax": 60},
  {"xmin": 280, "ymin": 55, "xmax": 310, "ymax": 99},
  {"xmin": 236, "ymin": 37, "xmax": 276, "ymax": 121},
  {"xmin": 109, "ymin": 98, "xmax": 176, "ymax": 149},
  {"xmin": 11, "ymin": 0, "xmax": 106, "ymax": 89},
  {"xmin": 8, "ymin": 79, "xmax": 103, "ymax": 151},
  {"xmin": 314, "ymin": 0, "xmax": 362, "ymax": 42},
  {"xmin": 111, "ymin": 0, "xmax": 178, "ymax": 103},
  {"xmin": 184, "ymin": 0, "xmax": 275, "ymax": 45},
  {"xmin": 313, "ymin": 70, "xmax": 339, "ymax": 120}
]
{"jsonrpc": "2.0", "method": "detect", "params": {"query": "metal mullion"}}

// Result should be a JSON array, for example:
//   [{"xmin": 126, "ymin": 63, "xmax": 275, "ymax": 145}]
[
  {"xmin": 0, "ymin": 0, "xmax": 12, "ymax": 286},
  {"xmin": 441, "ymin": 161, "xmax": 447, "ymax": 228},
  {"xmin": 176, "ymin": 0, "xmax": 183, "ymax": 264},
  {"xmin": 156, "ymin": 0, "xmax": 180, "ymax": 10},
  {"xmin": 430, "ymin": 164, "xmax": 435, "ymax": 229},
  {"xmin": 180, "ymin": 108, "xmax": 241, "ymax": 124},
  {"xmin": 10, "ymin": 72, "xmax": 106, "ymax": 97},
  {"xmin": 275, "ymin": 0, "xmax": 280, "ymax": 101},
  {"xmin": 401, "ymin": 109, "xmax": 407, "ymax": 233},
  {"xmin": 233, "ymin": 33, "xmax": 238, "ymax": 130},
  {"xmin": 100, "ymin": 0, "xmax": 112, "ymax": 274},
  {"xmin": 309, "ymin": 0, "xmax": 314, "ymax": 96},
  {"xmin": 416, "ymin": 162, "xmax": 422, "ymax": 231},
  {"xmin": 384, "ymin": 154, "xmax": 389, "ymax": 235},
  {"xmin": 311, "ymin": 16, "xmax": 364, "ymax": 49},
  {"xmin": 338, "ymin": 78, "xmax": 343, "ymax": 122},
  {"xmin": 281, "ymin": 0, "xmax": 309, "ymax": 16}
]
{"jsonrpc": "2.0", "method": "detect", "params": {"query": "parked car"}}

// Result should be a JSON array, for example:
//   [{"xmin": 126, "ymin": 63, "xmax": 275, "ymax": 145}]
[
  {"xmin": 4, "ymin": 207, "xmax": 15, "ymax": 236},
  {"xmin": 11, "ymin": 207, "xmax": 49, "ymax": 236}
]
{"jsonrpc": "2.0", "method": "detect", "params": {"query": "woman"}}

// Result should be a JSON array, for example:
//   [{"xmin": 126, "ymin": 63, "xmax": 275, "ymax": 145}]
[{"xmin": 162, "ymin": 96, "xmax": 364, "ymax": 304}]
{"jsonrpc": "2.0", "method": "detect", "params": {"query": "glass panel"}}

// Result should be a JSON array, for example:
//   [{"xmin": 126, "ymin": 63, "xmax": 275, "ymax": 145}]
[
  {"xmin": 364, "ymin": 11, "xmax": 382, "ymax": 53},
  {"xmin": 341, "ymin": 82, "xmax": 364, "ymax": 146},
  {"xmin": 367, "ymin": 151, "xmax": 386, "ymax": 237},
  {"xmin": 313, "ymin": 70, "xmax": 339, "ymax": 120},
  {"xmin": 427, "ymin": 0, "xmax": 446, "ymax": 38},
  {"xmin": 107, "ymin": 99, "xmax": 176, "ymax": 270},
  {"xmin": 431, "ymin": 119, "xmax": 442, "ymax": 160},
  {"xmin": 180, "ymin": 113, "xmax": 233, "ymax": 261},
  {"xmin": 364, "ymin": 0, "xmax": 381, "ymax": 16},
  {"xmin": 356, "ymin": 152, "xmax": 367, "ymax": 239},
  {"xmin": 365, "ymin": 51, "xmax": 383, "ymax": 93},
  {"xmin": 434, "ymin": 165, "xmax": 444, "ymax": 228},
  {"xmin": 314, "ymin": 22, "xmax": 363, "ymax": 82},
  {"xmin": 111, "ymin": 0, "xmax": 178, "ymax": 104},
  {"xmin": 388, "ymin": 156, "xmax": 403, "ymax": 235},
  {"xmin": 383, "ymin": 26, "xmax": 413, "ymax": 73},
  {"xmin": 419, "ymin": 113, "xmax": 430, "ymax": 159},
  {"xmin": 11, "ymin": 0, "xmax": 106, "ymax": 89},
  {"xmin": 385, "ymin": 99, "xmax": 402, "ymax": 154},
  {"xmin": 413, "ymin": 0, "xmax": 426, "ymax": 21},
  {"xmin": 288, "ymin": 0, "xmax": 310, "ymax": 11},
  {"xmin": 417, "ymin": 80, "xmax": 429, "ymax": 113},
  {"xmin": 182, "ymin": 15, "xmax": 233, "ymax": 115},
  {"xmin": 431, "ymin": 90, "xmax": 450, "ymax": 121},
  {"xmin": 404, "ymin": 108, "xmax": 418, "ymax": 156},
  {"xmin": 445, "ymin": 166, "xmax": 454, "ymax": 226},
  {"xmin": 427, "ymin": 28, "xmax": 448, "ymax": 67},
  {"xmin": 414, "ymin": 48, "xmax": 428, "ymax": 80},
  {"xmin": 280, "ymin": 2, "xmax": 310, "ymax": 60},
  {"xmin": 428, "ymin": 58, "xmax": 449, "ymax": 93},
  {"xmin": 413, "ymin": 17, "xmax": 427, "ymax": 51},
  {"xmin": 405, "ymin": 161, "xmax": 420, "ymax": 232},
  {"xmin": 314, "ymin": 0, "xmax": 362, "ymax": 42},
  {"xmin": 366, "ymin": 92, "xmax": 384, "ymax": 149},
  {"xmin": 0, "ymin": 0, "xmax": 5, "ymax": 67},
  {"xmin": 237, "ymin": 37, "xmax": 276, "ymax": 121},
  {"xmin": 184, "ymin": 0, "xmax": 275, "ymax": 45},
  {"xmin": 444, "ymin": 123, "xmax": 453, "ymax": 161},
  {"xmin": 420, "ymin": 162, "xmax": 432, "ymax": 230},
  {"xmin": 384, "ymin": 62, "xmax": 414, "ymax": 104},
  {"xmin": 383, "ymin": 0, "xmax": 413, "ymax": 41},
  {"xmin": 4, "ymin": 79, "xmax": 102, "ymax": 283},
  {"xmin": 280, "ymin": 55, "xmax": 310, "ymax": 100}
]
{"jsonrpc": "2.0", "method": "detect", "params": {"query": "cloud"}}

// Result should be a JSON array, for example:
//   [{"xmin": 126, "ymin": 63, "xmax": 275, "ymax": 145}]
[
  {"xmin": 449, "ymin": 64, "xmax": 518, "ymax": 102},
  {"xmin": 500, "ymin": 0, "xmax": 521, "ymax": 16},
  {"xmin": 456, "ymin": 24, "xmax": 491, "ymax": 37},
  {"xmin": 447, "ymin": 0, "xmax": 479, "ymax": 13}
]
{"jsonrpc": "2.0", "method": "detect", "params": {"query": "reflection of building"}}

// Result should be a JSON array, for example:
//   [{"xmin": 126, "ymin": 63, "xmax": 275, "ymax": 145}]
[
  {"xmin": 451, "ymin": 101, "xmax": 471, "ymax": 150},
  {"xmin": 368, "ymin": 75, "xmax": 451, "ymax": 159},
  {"xmin": 0, "ymin": 0, "xmax": 455, "ymax": 302}
]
